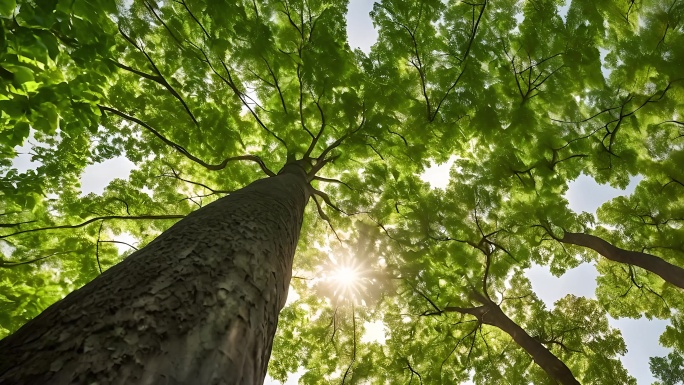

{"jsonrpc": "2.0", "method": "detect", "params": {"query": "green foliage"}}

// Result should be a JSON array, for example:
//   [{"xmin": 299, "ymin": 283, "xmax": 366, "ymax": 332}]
[
  {"xmin": 650, "ymin": 351, "xmax": 684, "ymax": 385},
  {"xmin": 1, "ymin": 0, "xmax": 683, "ymax": 383}
]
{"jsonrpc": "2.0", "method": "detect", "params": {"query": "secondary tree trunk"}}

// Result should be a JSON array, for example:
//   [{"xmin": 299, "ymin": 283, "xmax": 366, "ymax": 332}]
[
  {"xmin": 0, "ymin": 164, "xmax": 310, "ymax": 385},
  {"xmin": 447, "ymin": 297, "xmax": 580, "ymax": 385},
  {"xmin": 561, "ymin": 231, "xmax": 684, "ymax": 289}
]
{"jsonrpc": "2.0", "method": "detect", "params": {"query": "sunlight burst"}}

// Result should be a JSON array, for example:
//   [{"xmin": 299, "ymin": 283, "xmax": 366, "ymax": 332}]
[
  {"xmin": 323, "ymin": 262, "xmax": 366, "ymax": 303},
  {"xmin": 331, "ymin": 267, "xmax": 359, "ymax": 287}
]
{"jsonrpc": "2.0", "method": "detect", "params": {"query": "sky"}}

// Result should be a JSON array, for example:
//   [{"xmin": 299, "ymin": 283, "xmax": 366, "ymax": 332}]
[{"xmin": 6, "ymin": 1, "xmax": 670, "ymax": 384}]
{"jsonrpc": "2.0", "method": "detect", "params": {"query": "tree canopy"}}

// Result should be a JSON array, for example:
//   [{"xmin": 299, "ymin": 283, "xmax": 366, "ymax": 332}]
[{"xmin": 1, "ymin": 0, "xmax": 683, "ymax": 383}]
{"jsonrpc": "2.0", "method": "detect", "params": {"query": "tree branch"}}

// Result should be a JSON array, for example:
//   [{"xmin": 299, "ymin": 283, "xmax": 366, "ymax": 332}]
[
  {"xmin": 160, "ymin": 167, "xmax": 234, "ymax": 194},
  {"xmin": 0, "ymin": 215, "xmax": 185, "ymax": 240},
  {"xmin": 117, "ymin": 26, "xmax": 199, "ymax": 126},
  {"xmin": 560, "ymin": 231, "xmax": 684, "ymax": 289},
  {"xmin": 313, "ymin": 176, "xmax": 353, "ymax": 190},
  {"xmin": 95, "ymin": 221, "xmax": 104, "ymax": 273},
  {"xmin": 0, "ymin": 251, "xmax": 74, "ymax": 268},
  {"xmin": 341, "ymin": 304, "xmax": 357, "ymax": 385},
  {"xmin": 313, "ymin": 104, "xmax": 366, "ymax": 173},
  {"xmin": 98, "ymin": 105, "xmax": 275, "ymax": 176},
  {"xmin": 99, "ymin": 240, "xmax": 139, "ymax": 251}
]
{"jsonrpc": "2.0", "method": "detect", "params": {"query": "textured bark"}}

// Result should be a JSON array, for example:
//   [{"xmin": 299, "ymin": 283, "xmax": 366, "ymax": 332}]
[
  {"xmin": 561, "ymin": 231, "xmax": 684, "ymax": 289},
  {"xmin": 0, "ymin": 164, "xmax": 310, "ymax": 385},
  {"xmin": 446, "ymin": 298, "xmax": 580, "ymax": 385}
]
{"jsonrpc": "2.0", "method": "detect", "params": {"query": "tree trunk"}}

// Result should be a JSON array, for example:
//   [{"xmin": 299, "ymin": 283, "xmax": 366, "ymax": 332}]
[
  {"xmin": 561, "ymin": 231, "xmax": 684, "ymax": 289},
  {"xmin": 0, "ymin": 164, "xmax": 310, "ymax": 385}
]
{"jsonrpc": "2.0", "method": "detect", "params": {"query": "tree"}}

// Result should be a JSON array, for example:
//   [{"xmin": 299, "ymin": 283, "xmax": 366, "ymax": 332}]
[
  {"xmin": 1, "ymin": 0, "xmax": 373, "ymax": 383},
  {"xmin": 2, "ymin": 0, "xmax": 683, "ymax": 384},
  {"xmin": 0, "ymin": 165, "xmax": 314, "ymax": 384}
]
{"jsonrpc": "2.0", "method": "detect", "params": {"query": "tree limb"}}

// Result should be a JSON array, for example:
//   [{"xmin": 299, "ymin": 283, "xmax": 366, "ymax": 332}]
[
  {"xmin": 560, "ymin": 231, "xmax": 684, "ymax": 289},
  {"xmin": 0, "ymin": 251, "xmax": 75, "ymax": 268},
  {"xmin": 0, "ymin": 215, "xmax": 185, "ymax": 240},
  {"xmin": 117, "ymin": 26, "xmax": 199, "ymax": 126},
  {"xmin": 98, "ymin": 105, "xmax": 275, "ymax": 176}
]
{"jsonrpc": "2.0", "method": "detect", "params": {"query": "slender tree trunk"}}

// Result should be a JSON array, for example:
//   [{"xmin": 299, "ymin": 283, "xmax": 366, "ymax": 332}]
[
  {"xmin": 447, "ymin": 297, "xmax": 580, "ymax": 385},
  {"xmin": 0, "ymin": 164, "xmax": 310, "ymax": 385},
  {"xmin": 561, "ymin": 231, "xmax": 684, "ymax": 289}
]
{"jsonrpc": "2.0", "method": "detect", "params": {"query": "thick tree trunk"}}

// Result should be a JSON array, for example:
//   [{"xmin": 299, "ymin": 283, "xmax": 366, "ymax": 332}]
[
  {"xmin": 447, "ymin": 297, "xmax": 580, "ymax": 385},
  {"xmin": 561, "ymin": 231, "xmax": 684, "ymax": 289},
  {"xmin": 0, "ymin": 164, "xmax": 310, "ymax": 385}
]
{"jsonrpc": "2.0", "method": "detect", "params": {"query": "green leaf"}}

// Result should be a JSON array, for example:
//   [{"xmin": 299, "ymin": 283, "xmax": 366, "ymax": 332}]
[
  {"xmin": 12, "ymin": 66, "xmax": 34, "ymax": 85},
  {"xmin": 0, "ymin": 0, "xmax": 15, "ymax": 17},
  {"xmin": 12, "ymin": 121, "xmax": 30, "ymax": 146}
]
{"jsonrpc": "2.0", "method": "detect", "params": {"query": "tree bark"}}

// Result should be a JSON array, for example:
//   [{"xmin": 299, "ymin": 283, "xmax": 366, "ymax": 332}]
[
  {"xmin": 446, "ymin": 298, "xmax": 580, "ymax": 385},
  {"xmin": 0, "ymin": 164, "xmax": 310, "ymax": 385},
  {"xmin": 561, "ymin": 231, "xmax": 684, "ymax": 289}
]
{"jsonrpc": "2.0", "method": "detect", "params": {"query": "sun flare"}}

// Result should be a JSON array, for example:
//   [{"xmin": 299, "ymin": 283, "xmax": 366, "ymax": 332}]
[
  {"xmin": 320, "ymin": 253, "xmax": 371, "ymax": 303},
  {"xmin": 331, "ymin": 267, "xmax": 360, "ymax": 287}
]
